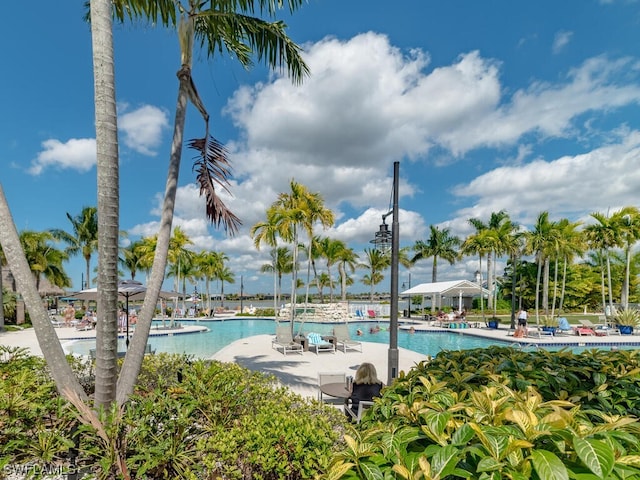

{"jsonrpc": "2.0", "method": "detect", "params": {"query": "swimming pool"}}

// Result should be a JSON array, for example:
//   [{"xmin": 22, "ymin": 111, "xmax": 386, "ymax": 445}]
[{"xmin": 63, "ymin": 319, "xmax": 503, "ymax": 358}]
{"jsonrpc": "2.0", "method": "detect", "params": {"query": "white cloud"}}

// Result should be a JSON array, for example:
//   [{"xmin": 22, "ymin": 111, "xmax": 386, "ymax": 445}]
[
  {"xmin": 118, "ymin": 104, "xmax": 169, "ymax": 155},
  {"xmin": 452, "ymin": 130, "xmax": 640, "ymax": 226},
  {"xmin": 28, "ymin": 138, "xmax": 96, "ymax": 175},
  {"xmin": 552, "ymin": 30, "xmax": 573, "ymax": 54}
]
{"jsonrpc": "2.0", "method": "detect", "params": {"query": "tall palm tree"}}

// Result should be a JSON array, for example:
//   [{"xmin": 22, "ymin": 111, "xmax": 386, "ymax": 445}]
[
  {"xmin": 195, "ymin": 250, "xmax": 222, "ymax": 314},
  {"xmin": 166, "ymin": 226, "xmax": 194, "ymax": 314},
  {"xmin": 260, "ymin": 247, "xmax": 293, "ymax": 310},
  {"xmin": 336, "ymin": 245, "xmax": 359, "ymax": 301},
  {"xmin": 524, "ymin": 211, "xmax": 558, "ymax": 327},
  {"xmin": 0, "ymin": 188, "xmax": 87, "ymax": 401},
  {"xmin": 318, "ymin": 237, "xmax": 348, "ymax": 303},
  {"xmin": 584, "ymin": 211, "xmax": 619, "ymax": 317},
  {"xmin": 553, "ymin": 218, "xmax": 584, "ymax": 315},
  {"xmin": 0, "ymin": 244, "xmax": 4, "ymax": 331},
  {"xmin": 411, "ymin": 225, "xmax": 460, "ymax": 283},
  {"xmin": 252, "ymin": 208, "xmax": 285, "ymax": 315},
  {"xmin": 119, "ymin": 239, "xmax": 147, "ymax": 281},
  {"xmin": 19, "ymin": 231, "xmax": 71, "ymax": 291},
  {"xmin": 114, "ymin": 0, "xmax": 308, "ymax": 403},
  {"xmin": 461, "ymin": 228, "xmax": 493, "ymax": 323},
  {"xmin": 612, "ymin": 206, "xmax": 640, "ymax": 310},
  {"xmin": 51, "ymin": 206, "xmax": 98, "ymax": 289},
  {"xmin": 216, "ymin": 264, "xmax": 235, "ymax": 308},
  {"xmin": 359, "ymin": 248, "xmax": 390, "ymax": 302}
]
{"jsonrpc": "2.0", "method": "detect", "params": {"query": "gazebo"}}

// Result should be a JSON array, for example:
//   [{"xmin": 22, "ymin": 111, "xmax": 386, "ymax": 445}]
[{"xmin": 400, "ymin": 280, "xmax": 490, "ymax": 312}]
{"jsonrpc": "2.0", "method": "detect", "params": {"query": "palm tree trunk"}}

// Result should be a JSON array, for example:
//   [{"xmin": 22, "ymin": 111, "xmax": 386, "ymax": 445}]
[
  {"xmin": 91, "ymin": 0, "xmax": 121, "ymax": 408},
  {"xmin": 551, "ymin": 258, "xmax": 559, "ymax": 318},
  {"xmin": 535, "ymin": 255, "xmax": 543, "ymax": 328},
  {"xmin": 487, "ymin": 251, "xmax": 493, "ymax": 309},
  {"xmin": 117, "ymin": 63, "xmax": 190, "ymax": 405},
  {"xmin": 0, "ymin": 184, "xmax": 87, "ymax": 401}
]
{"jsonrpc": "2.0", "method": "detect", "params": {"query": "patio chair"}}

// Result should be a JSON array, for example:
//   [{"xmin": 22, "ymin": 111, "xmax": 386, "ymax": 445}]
[
  {"xmin": 272, "ymin": 324, "xmax": 304, "ymax": 356},
  {"xmin": 317, "ymin": 371, "xmax": 346, "ymax": 402},
  {"xmin": 307, "ymin": 332, "xmax": 335, "ymax": 355},
  {"xmin": 354, "ymin": 309, "xmax": 365, "ymax": 319},
  {"xmin": 556, "ymin": 317, "xmax": 574, "ymax": 335},
  {"xmin": 345, "ymin": 400, "xmax": 375, "ymax": 424},
  {"xmin": 333, "ymin": 324, "xmax": 363, "ymax": 353},
  {"xmin": 367, "ymin": 309, "xmax": 377, "ymax": 319}
]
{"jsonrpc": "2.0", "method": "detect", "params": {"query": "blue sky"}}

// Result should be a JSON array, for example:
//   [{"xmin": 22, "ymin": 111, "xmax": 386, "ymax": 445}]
[{"xmin": 2, "ymin": 0, "xmax": 640, "ymax": 296}]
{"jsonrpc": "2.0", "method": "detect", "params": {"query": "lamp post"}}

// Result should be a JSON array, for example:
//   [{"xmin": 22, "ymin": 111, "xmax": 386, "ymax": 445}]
[
  {"xmin": 370, "ymin": 161, "xmax": 399, "ymax": 385},
  {"xmin": 240, "ymin": 275, "xmax": 244, "ymax": 313},
  {"xmin": 402, "ymin": 272, "xmax": 411, "ymax": 318}
]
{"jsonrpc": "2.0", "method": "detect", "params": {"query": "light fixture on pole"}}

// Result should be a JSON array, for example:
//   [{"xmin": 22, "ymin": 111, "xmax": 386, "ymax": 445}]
[
  {"xmin": 370, "ymin": 161, "xmax": 399, "ymax": 385},
  {"xmin": 240, "ymin": 275, "xmax": 244, "ymax": 313}
]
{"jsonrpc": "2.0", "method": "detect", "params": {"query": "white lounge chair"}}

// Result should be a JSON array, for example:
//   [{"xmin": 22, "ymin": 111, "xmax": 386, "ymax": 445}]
[
  {"xmin": 307, "ymin": 332, "xmax": 335, "ymax": 355},
  {"xmin": 333, "ymin": 324, "xmax": 363, "ymax": 353},
  {"xmin": 271, "ymin": 324, "xmax": 303, "ymax": 356}
]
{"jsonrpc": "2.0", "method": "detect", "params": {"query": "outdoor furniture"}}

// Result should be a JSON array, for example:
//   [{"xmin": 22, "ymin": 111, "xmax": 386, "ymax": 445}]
[
  {"xmin": 367, "ymin": 310, "xmax": 377, "ymax": 319},
  {"xmin": 580, "ymin": 319, "xmax": 617, "ymax": 335},
  {"xmin": 317, "ymin": 372, "xmax": 347, "ymax": 402},
  {"xmin": 307, "ymin": 332, "xmax": 335, "ymax": 355},
  {"xmin": 345, "ymin": 400, "xmax": 375, "ymax": 424},
  {"xmin": 333, "ymin": 324, "xmax": 363, "ymax": 353},
  {"xmin": 556, "ymin": 317, "xmax": 575, "ymax": 335},
  {"xmin": 271, "ymin": 324, "xmax": 304, "ymax": 356}
]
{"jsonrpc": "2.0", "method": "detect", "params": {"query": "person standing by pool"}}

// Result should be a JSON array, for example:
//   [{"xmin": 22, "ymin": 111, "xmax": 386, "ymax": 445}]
[
  {"xmin": 64, "ymin": 304, "xmax": 76, "ymax": 327},
  {"xmin": 517, "ymin": 309, "xmax": 528, "ymax": 327}
]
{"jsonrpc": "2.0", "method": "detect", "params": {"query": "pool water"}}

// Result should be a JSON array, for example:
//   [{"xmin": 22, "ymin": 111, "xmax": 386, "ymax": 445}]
[{"xmin": 63, "ymin": 319, "xmax": 502, "ymax": 358}]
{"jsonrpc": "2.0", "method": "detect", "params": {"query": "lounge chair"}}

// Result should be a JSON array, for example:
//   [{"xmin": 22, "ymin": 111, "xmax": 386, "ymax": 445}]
[
  {"xmin": 556, "ymin": 317, "xmax": 574, "ymax": 335},
  {"xmin": 272, "ymin": 324, "xmax": 304, "ymax": 356},
  {"xmin": 354, "ymin": 309, "xmax": 365, "ymax": 319},
  {"xmin": 333, "ymin": 324, "xmax": 363, "ymax": 353},
  {"xmin": 580, "ymin": 319, "xmax": 617, "ymax": 336},
  {"xmin": 50, "ymin": 316, "xmax": 63, "ymax": 328},
  {"xmin": 367, "ymin": 310, "xmax": 377, "ymax": 319},
  {"xmin": 307, "ymin": 332, "xmax": 335, "ymax": 355}
]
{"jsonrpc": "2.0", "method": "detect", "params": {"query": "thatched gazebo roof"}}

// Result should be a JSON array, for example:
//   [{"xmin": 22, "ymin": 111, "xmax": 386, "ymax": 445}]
[{"xmin": 1, "ymin": 266, "xmax": 65, "ymax": 297}]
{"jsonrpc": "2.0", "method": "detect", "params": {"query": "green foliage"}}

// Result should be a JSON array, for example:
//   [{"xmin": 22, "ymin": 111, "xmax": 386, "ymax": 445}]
[
  {"xmin": 328, "ymin": 346, "xmax": 640, "ymax": 479},
  {"xmin": 615, "ymin": 309, "xmax": 640, "ymax": 327},
  {"xmin": 0, "ymin": 351, "xmax": 346, "ymax": 478}
]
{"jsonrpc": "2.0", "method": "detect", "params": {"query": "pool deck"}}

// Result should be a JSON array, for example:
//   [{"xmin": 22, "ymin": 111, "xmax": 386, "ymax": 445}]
[{"xmin": 2, "ymin": 319, "xmax": 639, "ymax": 400}]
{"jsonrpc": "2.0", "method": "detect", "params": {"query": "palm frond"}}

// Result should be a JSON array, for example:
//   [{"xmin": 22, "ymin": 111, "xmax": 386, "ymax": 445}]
[{"xmin": 188, "ymin": 137, "xmax": 242, "ymax": 235}]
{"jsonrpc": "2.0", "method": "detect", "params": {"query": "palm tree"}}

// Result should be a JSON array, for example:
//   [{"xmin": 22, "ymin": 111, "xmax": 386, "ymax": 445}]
[
  {"xmin": 359, "ymin": 248, "xmax": 390, "ymax": 302},
  {"xmin": 252, "ymin": 208, "xmax": 285, "ymax": 315},
  {"xmin": 411, "ymin": 225, "xmax": 460, "ymax": 283},
  {"xmin": 524, "ymin": 212, "xmax": 559, "ymax": 327},
  {"xmin": 51, "ymin": 206, "xmax": 98, "ymax": 289},
  {"xmin": 114, "ymin": 0, "xmax": 308, "ymax": 403},
  {"xmin": 612, "ymin": 207, "xmax": 640, "ymax": 310},
  {"xmin": 584, "ymin": 211, "xmax": 619, "ymax": 318},
  {"xmin": 216, "ymin": 264, "xmax": 235, "ymax": 308},
  {"xmin": 195, "ymin": 251, "xmax": 223, "ymax": 315},
  {"xmin": 19, "ymin": 231, "xmax": 71, "ymax": 291},
  {"xmin": 553, "ymin": 218, "xmax": 584, "ymax": 315},
  {"xmin": 166, "ymin": 227, "xmax": 194, "ymax": 314},
  {"xmin": 0, "ymin": 188, "xmax": 87, "ymax": 402},
  {"xmin": 461, "ymin": 229, "xmax": 493, "ymax": 323},
  {"xmin": 336, "ymin": 245, "xmax": 359, "ymax": 301},
  {"xmin": 260, "ymin": 247, "xmax": 293, "ymax": 310},
  {"xmin": 318, "ymin": 237, "xmax": 348, "ymax": 303},
  {"xmin": 119, "ymin": 239, "xmax": 147, "ymax": 281}
]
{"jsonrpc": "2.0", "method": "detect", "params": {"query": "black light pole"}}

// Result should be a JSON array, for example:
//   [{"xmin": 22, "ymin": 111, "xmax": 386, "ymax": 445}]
[
  {"xmin": 370, "ymin": 161, "xmax": 400, "ymax": 385},
  {"xmin": 240, "ymin": 275, "xmax": 244, "ymax": 313}
]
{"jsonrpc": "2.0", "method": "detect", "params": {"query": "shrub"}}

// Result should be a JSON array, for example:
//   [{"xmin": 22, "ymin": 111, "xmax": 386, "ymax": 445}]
[{"xmin": 328, "ymin": 346, "xmax": 640, "ymax": 479}]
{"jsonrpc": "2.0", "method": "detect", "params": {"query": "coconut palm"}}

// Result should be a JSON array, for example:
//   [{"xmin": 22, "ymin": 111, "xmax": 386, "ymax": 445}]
[
  {"xmin": 113, "ymin": 0, "xmax": 308, "ymax": 403},
  {"xmin": 553, "ymin": 218, "xmax": 584, "ymax": 315},
  {"xmin": 461, "ymin": 228, "xmax": 493, "ymax": 323},
  {"xmin": 195, "ymin": 251, "xmax": 222, "ymax": 314},
  {"xmin": 318, "ymin": 237, "xmax": 348, "ymax": 302},
  {"xmin": 119, "ymin": 239, "xmax": 148, "ymax": 281},
  {"xmin": 360, "ymin": 248, "xmax": 390, "ymax": 302},
  {"xmin": 260, "ymin": 247, "xmax": 293, "ymax": 310},
  {"xmin": 524, "ymin": 212, "xmax": 559, "ymax": 327},
  {"xmin": 612, "ymin": 207, "xmax": 640, "ymax": 310},
  {"xmin": 51, "ymin": 206, "xmax": 98, "ymax": 289},
  {"xmin": 411, "ymin": 225, "xmax": 460, "ymax": 283},
  {"xmin": 584, "ymin": 211, "xmax": 619, "ymax": 318},
  {"xmin": 252, "ymin": 207, "xmax": 287, "ymax": 315},
  {"xmin": 336, "ymin": 245, "xmax": 359, "ymax": 301},
  {"xmin": 215, "ymin": 264, "xmax": 235, "ymax": 308},
  {"xmin": 0, "ymin": 244, "xmax": 5, "ymax": 331},
  {"xmin": 19, "ymin": 231, "xmax": 71, "ymax": 291}
]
